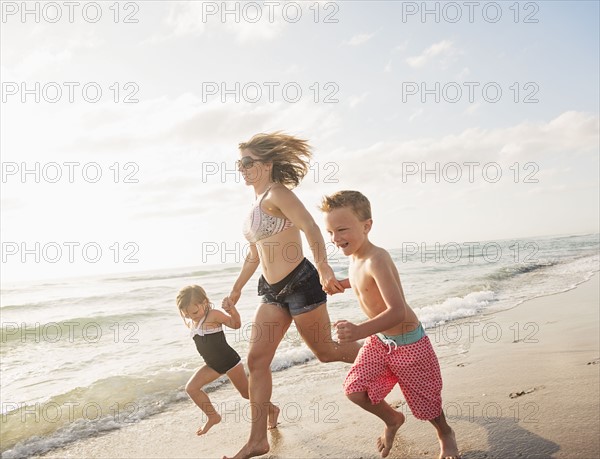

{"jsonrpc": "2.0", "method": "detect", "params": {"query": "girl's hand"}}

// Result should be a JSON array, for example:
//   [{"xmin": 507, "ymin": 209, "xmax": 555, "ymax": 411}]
[
  {"xmin": 222, "ymin": 298, "xmax": 237, "ymax": 314},
  {"xmin": 333, "ymin": 320, "xmax": 360, "ymax": 343},
  {"xmin": 319, "ymin": 264, "xmax": 344, "ymax": 295},
  {"xmin": 222, "ymin": 298, "xmax": 231, "ymax": 313},
  {"xmin": 223, "ymin": 290, "xmax": 241, "ymax": 309}
]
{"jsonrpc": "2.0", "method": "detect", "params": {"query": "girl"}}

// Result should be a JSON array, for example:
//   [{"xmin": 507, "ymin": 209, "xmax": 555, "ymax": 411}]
[{"xmin": 176, "ymin": 285, "xmax": 279, "ymax": 436}]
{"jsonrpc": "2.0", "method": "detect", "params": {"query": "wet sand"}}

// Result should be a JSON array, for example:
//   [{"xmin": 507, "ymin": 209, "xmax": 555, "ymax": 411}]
[{"xmin": 38, "ymin": 274, "xmax": 599, "ymax": 458}]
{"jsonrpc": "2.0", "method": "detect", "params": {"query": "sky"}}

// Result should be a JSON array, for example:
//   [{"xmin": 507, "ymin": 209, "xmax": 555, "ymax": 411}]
[{"xmin": 1, "ymin": 0, "xmax": 599, "ymax": 282}]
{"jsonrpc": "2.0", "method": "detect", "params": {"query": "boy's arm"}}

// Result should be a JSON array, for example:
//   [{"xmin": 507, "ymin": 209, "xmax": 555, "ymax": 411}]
[
  {"xmin": 339, "ymin": 278, "xmax": 351, "ymax": 290},
  {"xmin": 337, "ymin": 256, "xmax": 406, "ymax": 342}
]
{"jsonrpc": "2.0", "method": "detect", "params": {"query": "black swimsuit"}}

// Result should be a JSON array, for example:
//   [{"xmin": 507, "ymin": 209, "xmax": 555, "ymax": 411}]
[{"xmin": 191, "ymin": 309, "xmax": 241, "ymax": 375}]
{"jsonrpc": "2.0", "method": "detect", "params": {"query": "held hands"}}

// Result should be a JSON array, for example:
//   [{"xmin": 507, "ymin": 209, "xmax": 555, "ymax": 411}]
[
  {"xmin": 333, "ymin": 320, "xmax": 360, "ymax": 343},
  {"xmin": 222, "ymin": 290, "xmax": 241, "ymax": 313},
  {"xmin": 319, "ymin": 265, "xmax": 344, "ymax": 295},
  {"xmin": 339, "ymin": 278, "xmax": 351, "ymax": 290}
]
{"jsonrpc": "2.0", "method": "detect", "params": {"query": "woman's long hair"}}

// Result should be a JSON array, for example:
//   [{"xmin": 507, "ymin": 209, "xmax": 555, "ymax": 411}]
[{"xmin": 239, "ymin": 132, "xmax": 312, "ymax": 188}]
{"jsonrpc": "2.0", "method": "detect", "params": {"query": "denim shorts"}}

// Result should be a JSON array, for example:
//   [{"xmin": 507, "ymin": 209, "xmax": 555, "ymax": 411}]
[{"xmin": 257, "ymin": 258, "xmax": 327, "ymax": 316}]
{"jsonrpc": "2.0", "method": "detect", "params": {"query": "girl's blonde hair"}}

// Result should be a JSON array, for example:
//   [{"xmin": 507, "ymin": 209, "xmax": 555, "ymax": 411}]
[
  {"xmin": 239, "ymin": 131, "xmax": 312, "ymax": 188},
  {"xmin": 176, "ymin": 285, "xmax": 212, "ymax": 328}
]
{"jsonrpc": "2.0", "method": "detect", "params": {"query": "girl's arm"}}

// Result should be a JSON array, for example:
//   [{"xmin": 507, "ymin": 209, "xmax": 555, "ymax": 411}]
[
  {"xmin": 226, "ymin": 243, "xmax": 260, "ymax": 306},
  {"xmin": 210, "ymin": 306, "xmax": 241, "ymax": 330},
  {"xmin": 269, "ymin": 186, "xmax": 343, "ymax": 294},
  {"xmin": 339, "ymin": 278, "xmax": 351, "ymax": 290}
]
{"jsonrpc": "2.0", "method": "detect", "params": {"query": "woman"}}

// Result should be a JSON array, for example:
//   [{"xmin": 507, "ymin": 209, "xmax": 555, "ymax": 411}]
[{"xmin": 223, "ymin": 132, "xmax": 360, "ymax": 459}]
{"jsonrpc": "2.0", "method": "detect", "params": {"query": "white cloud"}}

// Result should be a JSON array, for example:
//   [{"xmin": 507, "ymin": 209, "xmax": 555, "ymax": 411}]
[
  {"xmin": 394, "ymin": 41, "xmax": 409, "ymax": 52},
  {"xmin": 145, "ymin": 1, "xmax": 286, "ymax": 44},
  {"xmin": 225, "ymin": 19, "xmax": 286, "ymax": 43},
  {"xmin": 465, "ymin": 102, "xmax": 481, "ymax": 115},
  {"xmin": 326, "ymin": 111, "xmax": 599, "ymax": 184},
  {"xmin": 345, "ymin": 32, "xmax": 375, "ymax": 46},
  {"xmin": 166, "ymin": 2, "xmax": 207, "ymax": 38},
  {"xmin": 406, "ymin": 40, "xmax": 456, "ymax": 68},
  {"xmin": 457, "ymin": 67, "xmax": 470, "ymax": 79},
  {"xmin": 348, "ymin": 92, "xmax": 369, "ymax": 108},
  {"xmin": 409, "ymin": 108, "xmax": 424, "ymax": 122}
]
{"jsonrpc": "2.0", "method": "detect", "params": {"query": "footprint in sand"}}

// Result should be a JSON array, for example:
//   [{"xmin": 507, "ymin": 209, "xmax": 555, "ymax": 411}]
[
  {"xmin": 390, "ymin": 401, "xmax": 406, "ymax": 409},
  {"xmin": 509, "ymin": 385, "xmax": 545, "ymax": 399}
]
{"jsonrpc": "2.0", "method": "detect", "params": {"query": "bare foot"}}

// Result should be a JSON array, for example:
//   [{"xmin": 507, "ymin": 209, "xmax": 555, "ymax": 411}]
[
  {"xmin": 223, "ymin": 440, "xmax": 269, "ymax": 459},
  {"xmin": 197, "ymin": 413, "xmax": 221, "ymax": 436},
  {"xmin": 376, "ymin": 411, "xmax": 405, "ymax": 458},
  {"xmin": 438, "ymin": 428, "xmax": 460, "ymax": 459},
  {"xmin": 267, "ymin": 404, "xmax": 280, "ymax": 429}
]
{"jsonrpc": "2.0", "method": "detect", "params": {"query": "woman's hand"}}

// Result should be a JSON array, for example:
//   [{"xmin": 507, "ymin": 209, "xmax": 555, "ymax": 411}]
[
  {"xmin": 222, "ymin": 290, "xmax": 241, "ymax": 310},
  {"xmin": 319, "ymin": 264, "xmax": 344, "ymax": 295},
  {"xmin": 222, "ymin": 301, "xmax": 233, "ymax": 314}
]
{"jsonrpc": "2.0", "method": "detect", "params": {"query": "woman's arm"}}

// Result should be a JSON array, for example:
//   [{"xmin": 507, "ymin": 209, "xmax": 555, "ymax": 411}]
[
  {"xmin": 225, "ymin": 243, "xmax": 260, "ymax": 306},
  {"xmin": 268, "ymin": 186, "xmax": 343, "ymax": 294}
]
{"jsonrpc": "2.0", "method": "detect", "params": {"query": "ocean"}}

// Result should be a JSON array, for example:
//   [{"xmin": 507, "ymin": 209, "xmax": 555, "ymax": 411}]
[{"xmin": 1, "ymin": 233, "xmax": 598, "ymax": 458}]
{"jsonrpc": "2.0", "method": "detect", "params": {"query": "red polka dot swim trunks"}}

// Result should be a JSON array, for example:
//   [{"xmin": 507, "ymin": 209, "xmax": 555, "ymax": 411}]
[{"xmin": 344, "ymin": 335, "xmax": 443, "ymax": 421}]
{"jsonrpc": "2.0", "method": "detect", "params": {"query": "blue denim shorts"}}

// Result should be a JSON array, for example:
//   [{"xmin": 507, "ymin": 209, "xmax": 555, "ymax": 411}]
[{"xmin": 257, "ymin": 258, "xmax": 327, "ymax": 316}]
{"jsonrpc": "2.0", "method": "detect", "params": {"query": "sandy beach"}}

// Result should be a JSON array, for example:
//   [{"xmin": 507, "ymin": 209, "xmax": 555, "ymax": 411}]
[{"xmin": 36, "ymin": 273, "xmax": 599, "ymax": 459}]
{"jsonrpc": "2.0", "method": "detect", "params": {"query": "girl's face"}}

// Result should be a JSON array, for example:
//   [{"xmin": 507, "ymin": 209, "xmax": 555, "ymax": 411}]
[
  {"xmin": 238, "ymin": 149, "xmax": 271, "ymax": 185},
  {"xmin": 183, "ymin": 300, "xmax": 207, "ymax": 322}
]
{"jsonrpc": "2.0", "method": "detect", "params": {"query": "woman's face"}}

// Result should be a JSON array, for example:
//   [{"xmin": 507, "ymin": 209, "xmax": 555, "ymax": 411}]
[{"xmin": 238, "ymin": 149, "xmax": 270, "ymax": 185}]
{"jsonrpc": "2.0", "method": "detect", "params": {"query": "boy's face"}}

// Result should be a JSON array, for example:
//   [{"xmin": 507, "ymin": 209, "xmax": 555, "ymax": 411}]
[{"xmin": 324, "ymin": 207, "xmax": 371, "ymax": 256}]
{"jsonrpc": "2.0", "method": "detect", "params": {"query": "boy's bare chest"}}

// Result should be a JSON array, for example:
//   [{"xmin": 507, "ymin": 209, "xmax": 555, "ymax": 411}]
[{"xmin": 349, "ymin": 263, "xmax": 379, "ymax": 302}]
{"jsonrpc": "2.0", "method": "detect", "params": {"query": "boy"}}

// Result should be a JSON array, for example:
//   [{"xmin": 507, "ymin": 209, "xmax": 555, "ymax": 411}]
[{"xmin": 320, "ymin": 190, "xmax": 460, "ymax": 459}]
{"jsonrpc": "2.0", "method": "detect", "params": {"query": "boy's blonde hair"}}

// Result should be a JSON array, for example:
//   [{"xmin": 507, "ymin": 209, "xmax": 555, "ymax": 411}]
[
  {"xmin": 239, "ymin": 132, "xmax": 312, "ymax": 188},
  {"xmin": 176, "ymin": 285, "xmax": 212, "ymax": 328},
  {"xmin": 319, "ymin": 190, "xmax": 372, "ymax": 221}
]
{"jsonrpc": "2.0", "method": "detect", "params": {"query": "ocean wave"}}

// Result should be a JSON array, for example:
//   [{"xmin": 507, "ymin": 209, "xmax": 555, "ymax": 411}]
[
  {"xmin": 102, "ymin": 266, "xmax": 241, "ymax": 283},
  {"xmin": 484, "ymin": 261, "xmax": 557, "ymax": 282},
  {"xmin": 271, "ymin": 347, "xmax": 316, "ymax": 372},
  {"xmin": 0, "ymin": 368, "xmax": 217, "ymax": 458},
  {"xmin": 0, "ymin": 311, "xmax": 166, "ymax": 346},
  {"xmin": 417, "ymin": 290, "xmax": 495, "ymax": 329},
  {"xmin": 0, "ymin": 348, "xmax": 320, "ymax": 458},
  {"xmin": 0, "ymin": 286, "xmax": 174, "ymax": 313}
]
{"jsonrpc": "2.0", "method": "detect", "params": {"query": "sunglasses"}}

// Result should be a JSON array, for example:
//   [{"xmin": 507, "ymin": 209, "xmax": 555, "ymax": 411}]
[{"xmin": 236, "ymin": 156, "xmax": 264, "ymax": 170}]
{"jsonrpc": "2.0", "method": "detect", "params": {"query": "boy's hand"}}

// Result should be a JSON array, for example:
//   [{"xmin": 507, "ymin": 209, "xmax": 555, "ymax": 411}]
[
  {"xmin": 333, "ymin": 320, "xmax": 360, "ymax": 343},
  {"xmin": 339, "ymin": 278, "xmax": 351, "ymax": 290},
  {"xmin": 319, "ymin": 265, "xmax": 344, "ymax": 295}
]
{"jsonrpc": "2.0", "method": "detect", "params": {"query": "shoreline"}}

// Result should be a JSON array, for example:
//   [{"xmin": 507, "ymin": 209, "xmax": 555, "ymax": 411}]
[{"xmin": 30, "ymin": 272, "xmax": 600, "ymax": 459}]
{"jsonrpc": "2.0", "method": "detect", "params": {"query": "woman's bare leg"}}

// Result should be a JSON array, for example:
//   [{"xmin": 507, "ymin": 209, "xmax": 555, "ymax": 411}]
[
  {"xmin": 226, "ymin": 362, "xmax": 280, "ymax": 429},
  {"xmin": 294, "ymin": 302, "xmax": 360, "ymax": 363},
  {"xmin": 224, "ymin": 303, "xmax": 291, "ymax": 459}
]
